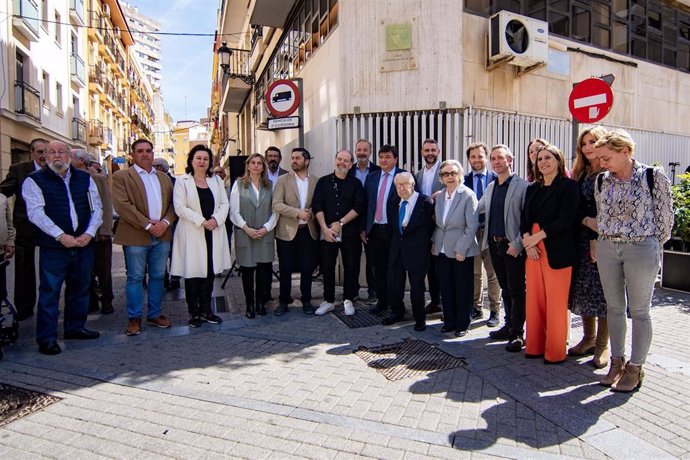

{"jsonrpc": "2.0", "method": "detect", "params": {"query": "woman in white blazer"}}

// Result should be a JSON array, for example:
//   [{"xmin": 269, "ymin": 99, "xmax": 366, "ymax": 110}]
[
  {"xmin": 171, "ymin": 145, "xmax": 231, "ymax": 327},
  {"xmin": 431, "ymin": 159, "xmax": 480, "ymax": 337}
]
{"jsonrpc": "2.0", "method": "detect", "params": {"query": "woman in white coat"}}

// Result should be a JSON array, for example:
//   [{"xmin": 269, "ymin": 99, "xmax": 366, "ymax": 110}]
[{"xmin": 172, "ymin": 145, "xmax": 231, "ymax": 327}]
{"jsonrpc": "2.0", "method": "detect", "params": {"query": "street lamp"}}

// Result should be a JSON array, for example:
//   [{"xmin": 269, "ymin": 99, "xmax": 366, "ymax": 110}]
[
  {"xmin": 216, "ymin": 41, "xmax": 254, "ymax": 85},
  {"xmin": 217, "ymin": 42, "xmax": 232, "ymax": 70}
]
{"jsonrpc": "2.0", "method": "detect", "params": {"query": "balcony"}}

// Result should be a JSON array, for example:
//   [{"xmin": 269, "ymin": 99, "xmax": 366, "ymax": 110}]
[
  {"xmin": 88, "ymin": 120, "xmax": 104, "ymax": 145},
  {"xmin": 220, "ymin": 48, "xmax": 253, "ymax": 113},
  {"xmin": 249, "ymin": 0, "xmax": 297, "ymax": 28},
  {"xmin": 69, "ymin": 0, "xmax": 84, "ymax": 26},
  {"xmin": 88, "ymin": 14, "xmax": 105, "ymax": 42},
  {"xmin": 88, "ymin": 65, "xmax": 105, "ymax": 91},
  {"xmin": 104, "ymin": 127, "xmax": 113, "ymax": 146},
  {"xmin": 72, "ymin": 117, "xmax": 87, "ymax": 143},
  {"xmin": 14, "ymin": 80, "xmax": 41, "ymax": 123},
  {"xmin": 13, "ymin": 0, "xmax": 40, "ymax": 42},
  {"xmin": 70, "ymin": 54, "xmax": 86, "ymax": 87}
]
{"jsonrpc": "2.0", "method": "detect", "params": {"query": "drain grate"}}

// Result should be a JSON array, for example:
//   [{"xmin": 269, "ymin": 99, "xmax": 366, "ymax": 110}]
[
  {"xmin": 354, "ymin": 339, "xmax": 466, "ymax": 381},
  {"xmin": 334, "ymin": 307, "xmax": 386, "ymax": 329},
  {"xmin": 0, "ymin": 383, "xmax": 61, "ymax": 427}
]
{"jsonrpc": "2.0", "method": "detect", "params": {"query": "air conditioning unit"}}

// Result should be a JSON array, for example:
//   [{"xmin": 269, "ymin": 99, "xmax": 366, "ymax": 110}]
[
  {"xmin": 488, "ymin": 11, "xmax": 548, "ymax": 67},
  {"xmin": 256, "ymin": 99, "xmax": 270, "ymax": 126}
]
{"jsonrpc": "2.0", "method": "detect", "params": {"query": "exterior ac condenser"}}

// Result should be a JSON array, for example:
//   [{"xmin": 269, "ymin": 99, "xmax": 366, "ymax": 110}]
[{"xmin": 488, "ymin": 11, "xmax": 548, "ymax": 67}]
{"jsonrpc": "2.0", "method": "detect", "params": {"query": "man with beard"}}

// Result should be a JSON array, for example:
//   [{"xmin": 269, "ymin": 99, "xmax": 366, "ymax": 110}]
[
  {"xmin": 464, "ymin": 142, "xmax": 501, "ymax": 327},
  {"xmin": 273, "ymin": 148, "xmax": 319, "ymax": 315},
  {"xmin": 22, "ymin": 141, "xmax": 103, "ymax": 355},
  {"xmin": 414, "ymin": 139, "xmax": 444, "ymax": 314},
  {"xmin": 265, "ymin": 146, "xmax": 288, "ymax": 189},
  {"xmin": 312, "ymin": 150, "xmax": 366, "ymax": 316},
  {"xmin": 348, "ymin": 138, "xmax": 380, "ymax": 305},
  {"xmin": 0, "ymin": 138, "xmax": 48, "ymax": 320}
]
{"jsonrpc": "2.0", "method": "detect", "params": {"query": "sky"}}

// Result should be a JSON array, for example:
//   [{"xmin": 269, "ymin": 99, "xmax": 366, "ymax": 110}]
[{"xmin": 126, "ymin": 0, "xmax": 218, "ymax": 123}]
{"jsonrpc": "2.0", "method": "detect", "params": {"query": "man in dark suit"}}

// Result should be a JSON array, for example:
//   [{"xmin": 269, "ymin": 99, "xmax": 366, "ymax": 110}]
[
  {"xmin": 464, "ymin": 142, "xmax": 501, "ymax": 327},
  {"xmin": 348, "ymin": 138, "xmax": 380, "ymax": 305},
  {"xmin": 384, "ymin": 172, "xmax": 434, "ymax": 330},
  {"xmin": 0, "ymin": 138, "xmax": 48, "ymax": 320},
  {"xmin": 361, "ymin": 145, "xmax": 405, "ymax": 315},
  {"xmin": 265, "ymin": 146, "xmax": 288, "ymax": 189},
  {"xmin": 414, "ymin": 139, "xmax": 445, "ymax": 314}
]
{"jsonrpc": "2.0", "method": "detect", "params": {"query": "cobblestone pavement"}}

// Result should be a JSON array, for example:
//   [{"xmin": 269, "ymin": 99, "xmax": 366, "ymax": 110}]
[{"xmin": 1, "ymin": 247, "xmax": 689, "ymax": 459}]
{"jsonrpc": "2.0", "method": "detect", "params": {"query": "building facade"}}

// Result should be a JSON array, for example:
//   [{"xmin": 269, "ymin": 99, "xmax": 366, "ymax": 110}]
[
  {"xmin": 0, "ymin": 0, "xmax": 89, "ymax": 172},
  {"xmin": 121, "ymin": 1, "xmax": 162, "ymax": 90},
  {"xmin": 213, "ymin": 0, "xmax": 690, "ymax": 178}
]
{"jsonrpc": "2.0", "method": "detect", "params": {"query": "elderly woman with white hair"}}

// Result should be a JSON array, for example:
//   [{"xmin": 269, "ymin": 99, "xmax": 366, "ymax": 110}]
[
  {"xmin": 594, "ymin": 129, "xmax": 673, "ymax": 392},
  {"xmin": 431, "ymin": 159, "xmax": 480, "ymax": 337}
]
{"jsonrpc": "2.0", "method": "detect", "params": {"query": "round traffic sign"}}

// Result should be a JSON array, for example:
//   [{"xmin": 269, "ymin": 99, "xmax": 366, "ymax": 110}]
[
  {"xmin": 568, "ymin": 78, "xmax": 613, "ymax": 123},
  {"xmin": 265, "ymin": 79, "xmax": 300, "ymax": 117}
]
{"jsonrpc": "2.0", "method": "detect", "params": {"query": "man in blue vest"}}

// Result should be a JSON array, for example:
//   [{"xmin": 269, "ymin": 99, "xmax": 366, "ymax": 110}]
[{"xmin": 22, "ymin": 141, "xmax": 103, "ymax": 355}]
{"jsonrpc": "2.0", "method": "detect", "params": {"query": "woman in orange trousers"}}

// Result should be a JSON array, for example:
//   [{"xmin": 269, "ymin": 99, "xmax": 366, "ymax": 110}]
[{"xmin": 520, "ymin": 145, "xmax": 580, "ymax": 363}]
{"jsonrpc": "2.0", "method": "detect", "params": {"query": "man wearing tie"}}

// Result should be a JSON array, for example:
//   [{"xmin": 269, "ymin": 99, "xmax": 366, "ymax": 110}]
[
  {"xmin": 414, "ymin": 139, "xmax": 444, "ymax": 314},
  {"xmin": 362, "ymin": 145, "xmax": 405, "ymax": 315},
  {"xmin": 464, "ymin": 142, "xmax": 501, "ymax": 327},
  {"xmin": 385, "ymin": 172, "xmax": 434, "ymax": 330}
]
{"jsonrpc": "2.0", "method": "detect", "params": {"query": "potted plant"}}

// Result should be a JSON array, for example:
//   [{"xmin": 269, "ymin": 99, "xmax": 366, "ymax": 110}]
[{"xmin": 662, "ymin": 172, "xmax": 690, "ymax": 292}]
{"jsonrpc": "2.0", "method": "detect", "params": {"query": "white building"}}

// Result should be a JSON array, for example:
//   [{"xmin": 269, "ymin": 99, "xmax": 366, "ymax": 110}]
[
  {"xmin": 121, "ymin": 2, "xmax": 162, "ymax": 89},
  {"xmin": 0, "ymin": 0, "xmax": 89, "ymax": 169},
  {"xmin": 214, "ymin": 0, "xmax": 690, "ymax": 178}
]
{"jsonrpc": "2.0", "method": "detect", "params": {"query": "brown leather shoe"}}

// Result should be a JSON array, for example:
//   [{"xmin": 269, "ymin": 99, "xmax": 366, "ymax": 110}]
[
  {"xmin": 126, "ymin": 318, "xmax": 142, "ymax": 336},
  {"xmin": 612, "ymin": 363, "xmax": 645, "ymax": 392},
  {"xmin": 600, "ymin": 356, "xmax": 625, "ymax": 387},
  {"xmin": 146, "ymin": 315, "xmax": 172, "ymax": 328}
]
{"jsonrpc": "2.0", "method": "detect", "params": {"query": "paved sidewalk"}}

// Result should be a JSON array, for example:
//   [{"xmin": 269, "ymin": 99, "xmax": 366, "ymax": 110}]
[{"xmin": 1, "ymin": 247, "xmax": 689, "ymax": 459}]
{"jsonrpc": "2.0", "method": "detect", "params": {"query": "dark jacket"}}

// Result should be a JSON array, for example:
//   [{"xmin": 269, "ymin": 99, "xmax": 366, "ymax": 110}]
[
  {"xmin": 387, "ymin": 193, "xmax": 435, "ymax": 272},
  {"xmin": 0, "ymin": 160, "xmax": 41, "ymax": 243},
  {"xmin": 348, "ymin": 161, "xmax": 381, "ymax": 181},
  {"xmin": 464, "ymin": 170, "xmax": 498, "ymax": 194},
  {"xmin": 520, "ymin": 176, "xmax": 580, "ymax": 269},
  {"xmin": 363, "ymin": 167, "xmax": 405, "ymax": 235}
]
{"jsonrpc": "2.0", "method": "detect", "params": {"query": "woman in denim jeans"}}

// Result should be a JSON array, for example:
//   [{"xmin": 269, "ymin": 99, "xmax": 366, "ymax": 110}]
[{"xmin": 594, "ymin": 130, "xmax": 674, "ymax": 392}]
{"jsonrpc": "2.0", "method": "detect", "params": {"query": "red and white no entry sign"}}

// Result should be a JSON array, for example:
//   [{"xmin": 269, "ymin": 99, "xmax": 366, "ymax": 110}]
[
  {"xmin": 568, "ymin": 78, "xmax": 613, "ymax": 123},
  {"xmin": 265, "ymin": 79, "xmax": 300, "ymax": 118}
]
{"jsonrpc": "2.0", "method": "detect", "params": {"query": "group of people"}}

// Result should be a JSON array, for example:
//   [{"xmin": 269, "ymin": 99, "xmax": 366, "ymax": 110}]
[{"xmin": 0, "ymin": 128, "xmax": 673, "ymax": 394}]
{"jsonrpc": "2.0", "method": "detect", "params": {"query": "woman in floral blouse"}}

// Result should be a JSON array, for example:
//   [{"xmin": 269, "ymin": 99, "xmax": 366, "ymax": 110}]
[{"xmin": 594, "ymin": 129, "xmax": 674, "ymax": 392}]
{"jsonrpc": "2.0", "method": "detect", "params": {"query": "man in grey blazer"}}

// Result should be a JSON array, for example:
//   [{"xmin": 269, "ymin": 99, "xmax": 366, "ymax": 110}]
[
  {"xmin": 477, "ymin": 145, "xmax": 529, "ymax": 352},
  {"xmin": 414, "ymin": 139, "xmax": 444, "ymax": 314}
]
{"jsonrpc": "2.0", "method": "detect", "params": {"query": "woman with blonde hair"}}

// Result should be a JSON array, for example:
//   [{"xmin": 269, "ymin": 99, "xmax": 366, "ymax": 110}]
[
  {"xmin": 568, "ymin": 126, "xmax": 610, "ymax": 368},
  {"xmin": 594, "ymin": 129, "xmax": 673, "ymax": 392},
  {"xmin": 230, "ymin": 153, "xmax": 278, "ymax": 318}
]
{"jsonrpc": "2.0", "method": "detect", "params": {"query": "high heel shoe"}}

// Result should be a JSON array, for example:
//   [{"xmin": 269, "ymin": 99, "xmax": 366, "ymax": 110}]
[{"xmin": 246, "ymin": 304, "xmax": 256, "ymax": 319}]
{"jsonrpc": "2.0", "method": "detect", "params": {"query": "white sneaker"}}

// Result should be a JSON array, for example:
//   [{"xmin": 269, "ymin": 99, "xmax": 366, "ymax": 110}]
[
  {"xmin": 343, "ymin": 300, "xmax": 355, "ymax": 316},
  {"xmin": 315, "ymin": 302, "xmax": 334, "ymax": 316}
]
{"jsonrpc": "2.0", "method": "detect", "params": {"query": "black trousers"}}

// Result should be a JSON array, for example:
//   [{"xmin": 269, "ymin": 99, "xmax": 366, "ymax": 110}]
[
  {"xmin": 368, "ymin": 224, "xmax": 392, "ymax": 308},
  {"xmin": 185, "ymin": 273, "xmax": 215, "ymax": 316},
  {"xmin": 363, "ymin": 241, "xmax": 376, "ymax": 296},
  {"xmin": 489, "ymin": 239, "xmax": 526, "ymax": 337},
  {"xmin": 388, "ymin": 263, "xmax": 427, "ymax": 324},
  {"xmin": 320, "ymin": 235, "xmax": 361, "ymax": 303},
  {"xmin": 277, "ymin": 227, "xmax": 317, "ymax": 304},
  {"xmin": 437, "ymin": 254, "xmax": 474, "ymax": 332},
  {"xmin": 427, "ymin": 255, "xmax": 441, "ymax": 305},
  {"xmin": 13, "ymin": 241, "xmax": 36, "ymax": 316},
  {"xmin": 89, "ymin": 237, "xmax": 114, "ymax": 306},
  {"xmin": 240, "ymin": 263, "xmax": 272, "ymax": 307}
]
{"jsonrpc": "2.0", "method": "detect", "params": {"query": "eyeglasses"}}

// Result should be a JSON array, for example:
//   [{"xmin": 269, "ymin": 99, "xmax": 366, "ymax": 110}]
[{"xmin": 440, "ymin": 171, "xmax": 459, "ymax": 177}]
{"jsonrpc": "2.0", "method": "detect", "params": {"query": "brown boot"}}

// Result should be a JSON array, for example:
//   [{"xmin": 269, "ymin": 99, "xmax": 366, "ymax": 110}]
[
  {"xmin": 600, "ymin": 356, "xmax": 626, "ymax": 387},
  {"xmin": 568, "ymin": 316, "xmax": 596, "ymax": 356},
  {"xmin": 612, "ymin": 363, "xmax": 645, "ymax": 392},
  {"xmin": 592, "ymin": 317, "xmax": 609, "ymax": 369}
]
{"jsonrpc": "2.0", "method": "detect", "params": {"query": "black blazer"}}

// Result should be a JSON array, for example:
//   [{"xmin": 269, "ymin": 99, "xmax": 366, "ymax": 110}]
[
  {"xmin": 520, "ymin": 176, "xmax": 580, "ymax": 269},
  {"xmin": 348, "ymin": 161, "xmax": 381, "ymax": 180},
  {"xmin": 387, "ymin": 193, "xmax": 435, "ymax": 272},
  {"xmin": 0, "ymin": 160, "xmax": 41, "ymax": 243},
  {"xmin": 363, "ymin": 167, "xmax": 405, "ymax": 235}
]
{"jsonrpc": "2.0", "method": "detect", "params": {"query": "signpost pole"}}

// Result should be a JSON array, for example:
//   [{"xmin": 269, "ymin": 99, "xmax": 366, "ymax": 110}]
[{"xmin": 296, "ymin": 78, "xmax": 304, "ymax": 147}]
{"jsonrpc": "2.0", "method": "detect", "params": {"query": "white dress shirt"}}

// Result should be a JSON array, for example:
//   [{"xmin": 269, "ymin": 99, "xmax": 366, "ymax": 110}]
[
  {"xmin": 23, "ymin": 169, "xmax": 103, "ymax": 239},
  {"xmin": 133, "ymin": 164, "xmax": 163, "ymax": 225},
  {"xmin": 375, "ymin": 170, "xmax": 395, "ymax": 224},
  {"xmin": 229, "ymin": 181, "xmax": 278, "ymax": 231},
  {"xmin": 399, "ymin": 191, "xmax": 419, "ymax": 229},
  {"xmin": 421, "ymin": 162, "xmax": 440, "ymax": 197},
  {"xmin": 440, "ymin": 187, "xmax": 459, "ymax": 255},
  {"xmin": 268, "ymin": 169, "xmax": 280, "ymax": 189},
  {"xmin": 295, "ymin": 173, "xmax": 309, "ymax": 225},
  {"xmin": 33, "ymin": 161, "xmax": 42, "ymax": 171}
]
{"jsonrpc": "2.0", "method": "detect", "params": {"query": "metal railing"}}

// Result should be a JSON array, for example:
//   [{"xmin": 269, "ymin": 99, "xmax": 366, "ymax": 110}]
[
  {"xmin": 88, "ymin": 119, "xmax": 104, "ymax": 143},
  {"xmin": 70, "ymin": 54, "xmax": 85, "ymax": 84},
  {"xmin": 69, "ymin": 0, "xmax": 84, "ymax": 24},
  {"xmin": 221, "ymin": 48, "xmax": 253, "ymax": 85},
  {"xmin": 14, "ymin": 80, "xmax": 40, "ymax": 122},
  {"xmin": 13, "ymin": 0, "xmax": 39, "ymax": 35},
  {"xmin": 72, "ymin": 117, "xmax": 86, "ymax": 142},
  {"xmin": 104, "ymin": 127, "xmax": 113, "ymax": 145}
]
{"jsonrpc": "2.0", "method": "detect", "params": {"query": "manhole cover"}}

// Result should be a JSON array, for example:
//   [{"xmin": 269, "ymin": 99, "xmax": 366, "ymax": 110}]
[
  {"xmin": 354, "ymin": 339, "xmax": 466, "ymax": 381},
  {"xmin": 0, "ymin": 383, "xmax": 61, "ymax": 427},
  {"xmin": 334, "ymin": 307, "xmax": 386, "ymax": 328}
]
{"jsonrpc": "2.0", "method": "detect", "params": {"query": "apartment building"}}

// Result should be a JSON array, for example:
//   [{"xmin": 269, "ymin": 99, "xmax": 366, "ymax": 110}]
[
  {"xmin": 0, "ymin": 0, "xmax": 89, "ymax": 172},
  {"xmin": 213, "ymin": 0, "xmax": 690, "ymax": 178},
  {"xmin": 121, "ymin": 1, "xmax": 162, "ymax": 89}
]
